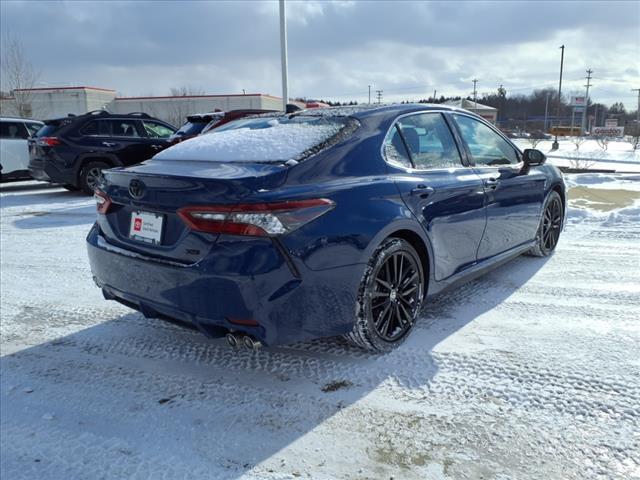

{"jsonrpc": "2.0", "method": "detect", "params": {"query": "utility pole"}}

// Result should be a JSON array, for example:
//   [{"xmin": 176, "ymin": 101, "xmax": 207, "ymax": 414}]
[
  {"xmin": 581, "ymin": 68, "xmax": 593, "ymax": 135},
  {"xmin": 368, "ymin": 85, "xmax": 371, "ymax": 104},
  {"xmin": 633, "ymin": 88, "xmax": 640, "ymax": 127},
  {"xmin": 552, "ymin": 45, "xmax": 565, "ymax": 150},
  {"xmin": 472, "ymin": 78, "xmax": 478, "ymax": 113},
  {"xmin": 279, "ymin": 0, "xmax": 289, "ymax": 112},
  {"xmin": 544, "ymin": 92, "xmax": 550, "ymax": 131},
  {"xmin": 376, "ymin": 89, "xmax": 383, "ymax": 104}
]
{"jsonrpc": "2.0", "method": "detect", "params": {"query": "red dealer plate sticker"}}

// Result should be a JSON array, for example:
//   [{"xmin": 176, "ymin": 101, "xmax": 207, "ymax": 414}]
[{"xmin": 129, "ymin": 211, "xmax": 164, "ymax": 244}]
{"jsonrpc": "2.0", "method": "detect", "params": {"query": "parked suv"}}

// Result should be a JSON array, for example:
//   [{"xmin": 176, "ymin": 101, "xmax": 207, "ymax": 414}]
[
  {"xmin": 29, "ymin": 110, "xmax": 176, "ymax": 193},
  {"xmin": 1, "ymin": 117, "xmax": 44, "ymax": 181},
  {"xmin": 168, "ymin": 109, "xmax": 277, "ymax": 145}
]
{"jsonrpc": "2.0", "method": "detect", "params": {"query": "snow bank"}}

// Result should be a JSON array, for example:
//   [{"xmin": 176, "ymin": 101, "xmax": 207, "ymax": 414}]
[{"xmin": 154, "ymin": 117, "xmax": 343, "ymax": 163}]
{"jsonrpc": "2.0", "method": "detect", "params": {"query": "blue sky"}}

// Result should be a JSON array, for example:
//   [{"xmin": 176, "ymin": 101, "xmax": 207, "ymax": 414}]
[{"xmin": 1, "ymin": 0, "xmax": 639, "ymax": 108}]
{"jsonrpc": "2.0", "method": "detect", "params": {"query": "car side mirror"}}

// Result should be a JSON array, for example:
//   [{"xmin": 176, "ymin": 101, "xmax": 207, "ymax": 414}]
[{"xmin": 523, "ymin": 149, "xmax": 546, "ymax": 166}]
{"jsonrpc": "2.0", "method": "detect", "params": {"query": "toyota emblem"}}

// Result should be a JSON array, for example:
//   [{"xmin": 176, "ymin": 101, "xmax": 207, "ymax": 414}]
[{"xmin": 129, "ymin": 179, "xmax": 145, "ymax": 199}]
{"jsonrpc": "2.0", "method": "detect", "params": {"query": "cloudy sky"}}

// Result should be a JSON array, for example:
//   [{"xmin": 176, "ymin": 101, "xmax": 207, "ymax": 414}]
[{"xmin": 1, "ymin": 0, "xmax": 639, "ymax": 108}]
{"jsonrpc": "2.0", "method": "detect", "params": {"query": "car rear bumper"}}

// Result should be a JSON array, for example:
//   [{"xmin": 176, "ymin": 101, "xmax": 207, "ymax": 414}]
[
  {"xmin": 29, "ymin": 157, "xmax": 75, "ymax": 185},
  {"xmin": 86, "ymin": 224, "xmax": 363, "ymax": 346}
]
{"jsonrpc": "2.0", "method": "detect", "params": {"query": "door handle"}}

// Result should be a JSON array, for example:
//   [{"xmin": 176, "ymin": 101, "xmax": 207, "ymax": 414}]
[
  {"xmin": 410, "ymin": 184, "xmax": 434, "ymax": 198},
  {"xmin": 150, "ymin": 144, "xmax": 164, "ymax": 150},
  {"xmin": 484, "ymin": 178, "xmax": 500, "ymax": 190},
  {"xmin": 102, "ymin": 141, "xmax": 117, "ymax": 147}
]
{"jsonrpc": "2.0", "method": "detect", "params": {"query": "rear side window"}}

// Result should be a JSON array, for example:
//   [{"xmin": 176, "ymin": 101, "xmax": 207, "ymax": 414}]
[
  {"xmin": 396, "ymin": 113, "xmax": 463, "ymax": 169},
  {"xmin": 82, "ymin": 120, "xmax": 140, "ymax": 137},
  {"xmin": 453, "ymin": 114, "xmax": 519, "ymax": 166},
  {"xmin": 154, "ymin": 116, "xmax": 355, "ymax": 163},
  {"xmin": 383, "ymin": 126, "xmax": 412, "ymax": 168},
  {"xmin": 0, "ymin": 121, "xmax": 29, "ymax": 139}
]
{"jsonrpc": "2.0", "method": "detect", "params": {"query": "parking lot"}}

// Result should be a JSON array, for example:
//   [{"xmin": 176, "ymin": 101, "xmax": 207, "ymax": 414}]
[{"xmin": 1, "ymin": 178, "xmax": 639, "ymax": 480}]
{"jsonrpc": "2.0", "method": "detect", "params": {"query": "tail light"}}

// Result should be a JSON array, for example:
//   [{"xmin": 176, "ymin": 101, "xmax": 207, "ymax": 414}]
[
  {"xmin": 94, "ymin": 190, "xmax": 112, "ymax": 214},
  {"xmin": 178, "ymin": 199, "xmax": 335, "ymax": 236},
  {"xmin": 37, "ymin": 137, "xmax": 61, "ymax": 147}
]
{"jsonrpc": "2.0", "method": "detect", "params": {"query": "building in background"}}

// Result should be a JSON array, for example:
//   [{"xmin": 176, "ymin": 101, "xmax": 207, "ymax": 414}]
[
  {"xmin": 0, "ymin": 86, "xmax": 285, "ymax": 126},
  {"xmin": 443, "ymin": 98, "xmax": 498, "ymax": 124}
]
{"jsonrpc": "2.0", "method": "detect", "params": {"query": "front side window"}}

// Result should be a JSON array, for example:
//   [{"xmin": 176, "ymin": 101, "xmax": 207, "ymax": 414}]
[
  {"xmin": 453, "ymin": 114, "xmax": 519, "ymax": 166},
  {"xmin": 143, "ymin": 121, "xmax": 174, "ymax": 138},
  {"xmin": 396, "ymin": 113, "xmax": 463, "ymax": 169},
  {"xmin": 110, "ymin": 120, "xmax": 140, "ymax": 137}
]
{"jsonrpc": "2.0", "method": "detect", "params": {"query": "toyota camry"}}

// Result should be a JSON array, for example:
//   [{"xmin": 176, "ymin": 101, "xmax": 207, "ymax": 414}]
[{"xmin": 87, "ymin": 104, "xmax": 565, "ymax": 352}]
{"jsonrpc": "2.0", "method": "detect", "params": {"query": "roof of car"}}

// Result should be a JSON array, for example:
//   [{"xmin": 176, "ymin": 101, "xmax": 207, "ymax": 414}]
[{"xmin": 295, "ymin": 103, "xmax": 463, "ymax": 120}]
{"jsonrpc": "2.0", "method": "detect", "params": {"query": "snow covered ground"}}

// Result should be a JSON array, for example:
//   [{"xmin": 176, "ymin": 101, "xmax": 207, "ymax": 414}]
[
  {"xmin": 1, "ymin": 177, "xmax": 639, "ymax": 480},
  {"xmin": 513, "ymin": 138, "xmax": 640, "ymax": 173}
]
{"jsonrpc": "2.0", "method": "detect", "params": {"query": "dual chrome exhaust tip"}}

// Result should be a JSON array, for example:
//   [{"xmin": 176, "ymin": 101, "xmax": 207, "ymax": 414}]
[{"xmin": 226, "ymin": 332, "xmax": 262, "ymax": 351}]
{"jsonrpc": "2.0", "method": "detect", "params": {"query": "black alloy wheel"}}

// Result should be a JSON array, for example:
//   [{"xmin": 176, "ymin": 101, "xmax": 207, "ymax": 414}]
[
  {"xmin": 346, "ymin": 238, "xmax": 424, "ymax": 352},
  {"xmin": 542, "ymin": 196, "xmax": 562, "ymax": 251},
  {"xmin": 527, "ymin": 190, "xmax": 563, "ymax": 257}
]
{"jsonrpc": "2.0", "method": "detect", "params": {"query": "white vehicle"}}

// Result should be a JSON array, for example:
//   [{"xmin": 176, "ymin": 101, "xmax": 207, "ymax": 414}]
[{"xmin": 0, "ymin": 117, "xmax": 44, "ymax": 180}]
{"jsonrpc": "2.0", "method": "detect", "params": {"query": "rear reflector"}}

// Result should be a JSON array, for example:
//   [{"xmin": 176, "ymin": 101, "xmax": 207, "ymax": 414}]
[
  {"xmin": 37, "ymin": 137, "xmax": 61, "ymax": 146},
  {"xmin": 178, "ymin": 199, "xmax": 335, "ymax": 236},
  {"xmin": 94, "ymin": 190, "xmax": 112, "ymax": 214},
  {"xmin": 227, "ymin": 318, "xmax": 260, "ymax": 326}
]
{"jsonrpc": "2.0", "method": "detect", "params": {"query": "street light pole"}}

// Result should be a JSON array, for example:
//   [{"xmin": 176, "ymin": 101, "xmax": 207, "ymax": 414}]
[
  {"xmin": 544, "ymin": 93, "xmax": 550, "ymax": 131},
  {"xmin": 368, "ymin": 85, "xmax": 371, "ymax": 104},
  {"xmin": 279, "ymin": 0, "xmax": 289, "ymax": 112},
  {"xmin": 552, "ymin": 45, "xmax": 565, "ymax": 150}
]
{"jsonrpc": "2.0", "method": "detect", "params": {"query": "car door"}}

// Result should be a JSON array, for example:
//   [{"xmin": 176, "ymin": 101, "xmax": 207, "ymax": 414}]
[
  {"xmin": 387, "ymin": 112, "xmax": 486, "ymax": 281},
  {"xmin": 449, "ymin": 113, "xmax": 546, "ymax": 260},
  {"xmin": 0, "ymin": 120, "xmax": 31, "ymax": 174},
  {"xmin": 139, "ymin": 120, "xmax": 175, "ymax": 158},
  {"xmin": 79, "ymin": 119, "xmax": 148, "ymax": 166}
]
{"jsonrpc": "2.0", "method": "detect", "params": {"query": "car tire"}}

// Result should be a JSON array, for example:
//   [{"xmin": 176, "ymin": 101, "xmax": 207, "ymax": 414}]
[
  {"xmin": 344, "ymin": 238, "xmax": 424, "ymax": 353},
  {"xmin": 79, "ymin": 160, "xmax": 110, "ymax": 194},
  {"xmin": 61, "ymin": 184, "xmax": 80, "ymax": 191},
  {"xmin": 526, "ymin": 190, "xmax": 563, "ymax": 257}
]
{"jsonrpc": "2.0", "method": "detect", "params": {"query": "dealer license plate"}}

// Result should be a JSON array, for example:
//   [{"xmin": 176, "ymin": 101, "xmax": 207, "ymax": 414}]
[{"xmin": 129, "ymin": 211, "xmax": 164, "ymax": 244}]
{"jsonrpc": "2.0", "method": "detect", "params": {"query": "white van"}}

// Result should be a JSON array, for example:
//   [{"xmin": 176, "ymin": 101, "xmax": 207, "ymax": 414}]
[{"xmin": 1, "ymin": 117, "xmax": 44, "ymax": 180}]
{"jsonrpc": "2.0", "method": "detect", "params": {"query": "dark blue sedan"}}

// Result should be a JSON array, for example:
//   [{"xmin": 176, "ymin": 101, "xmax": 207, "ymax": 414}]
[{"xmin": 87, "ymin": 104, "xmax": 566, "ymax": 352}]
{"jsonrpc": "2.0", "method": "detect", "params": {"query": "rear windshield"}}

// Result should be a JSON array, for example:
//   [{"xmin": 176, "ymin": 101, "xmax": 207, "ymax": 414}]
[
  {"xmin": 155, "ymin": 116, "xmax": 355, "ymax": 163},
  {"xmin": 174, "ymin": 120, "xmax": 212, "ymax": 137},
  {"xmin": 35, "ymin": 124, "xmax": 62, "ymax": 137}
]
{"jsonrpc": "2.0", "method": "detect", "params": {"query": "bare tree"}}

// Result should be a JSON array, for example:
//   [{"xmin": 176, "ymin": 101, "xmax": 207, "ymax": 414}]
[
  {"xmin": 624, "ymin": 134, "xmax": 639, "ymax": 151},
  {"xmin": 595, "ymin": 135, "xmax": 610, "ymax": 151},
  {"xmin": 1, "ymin": 35, "xmax": 40, "ymax": 117},
  {"xmin": 569, "ymin": 136, "xmax": 586, "ymax": 151},
  {"xmin": 528, "ymin": 137, "xmax": 543, "ymax": 149},
  {"xmin": 169, "ymin": 86, "xmax": 205, "ymax": 97}
]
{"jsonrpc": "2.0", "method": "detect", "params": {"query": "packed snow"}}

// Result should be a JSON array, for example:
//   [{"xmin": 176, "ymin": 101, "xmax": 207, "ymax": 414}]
[
  {"xmin": 1, "ymin": 174, "xmax": 639, "ymax": 479},
  {"xmin": 155, "ymin": 117, "xmax": 344, "ymax": 163}
]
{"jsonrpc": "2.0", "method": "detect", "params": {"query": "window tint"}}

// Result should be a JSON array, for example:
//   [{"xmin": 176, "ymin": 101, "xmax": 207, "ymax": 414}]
[
  {"xmin": 35, "ymin": 124, "xmax": 62, "ymax": 138},
  {"xmin": 453, "ymin": 114, "xmax": 519, "ymax": 166},
  {"xmin": 142, "ymin": 121, "xmax": 174, "ymax": 138},
  {"xmin": 383, "ymin": 125, "xmax": 412, "ymax": 168},
  {"xmin": 395, "ymin": 113, "xmax": 463, "ymax": 169},
  {"xmin": 0, "ymin": 121, "xmax": 29, "ymax": 139}
]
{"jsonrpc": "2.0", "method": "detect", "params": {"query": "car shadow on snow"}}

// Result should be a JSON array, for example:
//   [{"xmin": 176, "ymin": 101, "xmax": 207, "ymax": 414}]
[
  {"xmin": 0, "ymin": 186, "xmax": 96, "ymax": 229},
  {"xmin": 0, "ymin": 254, "xmax": 550, "ymax": 478}
]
